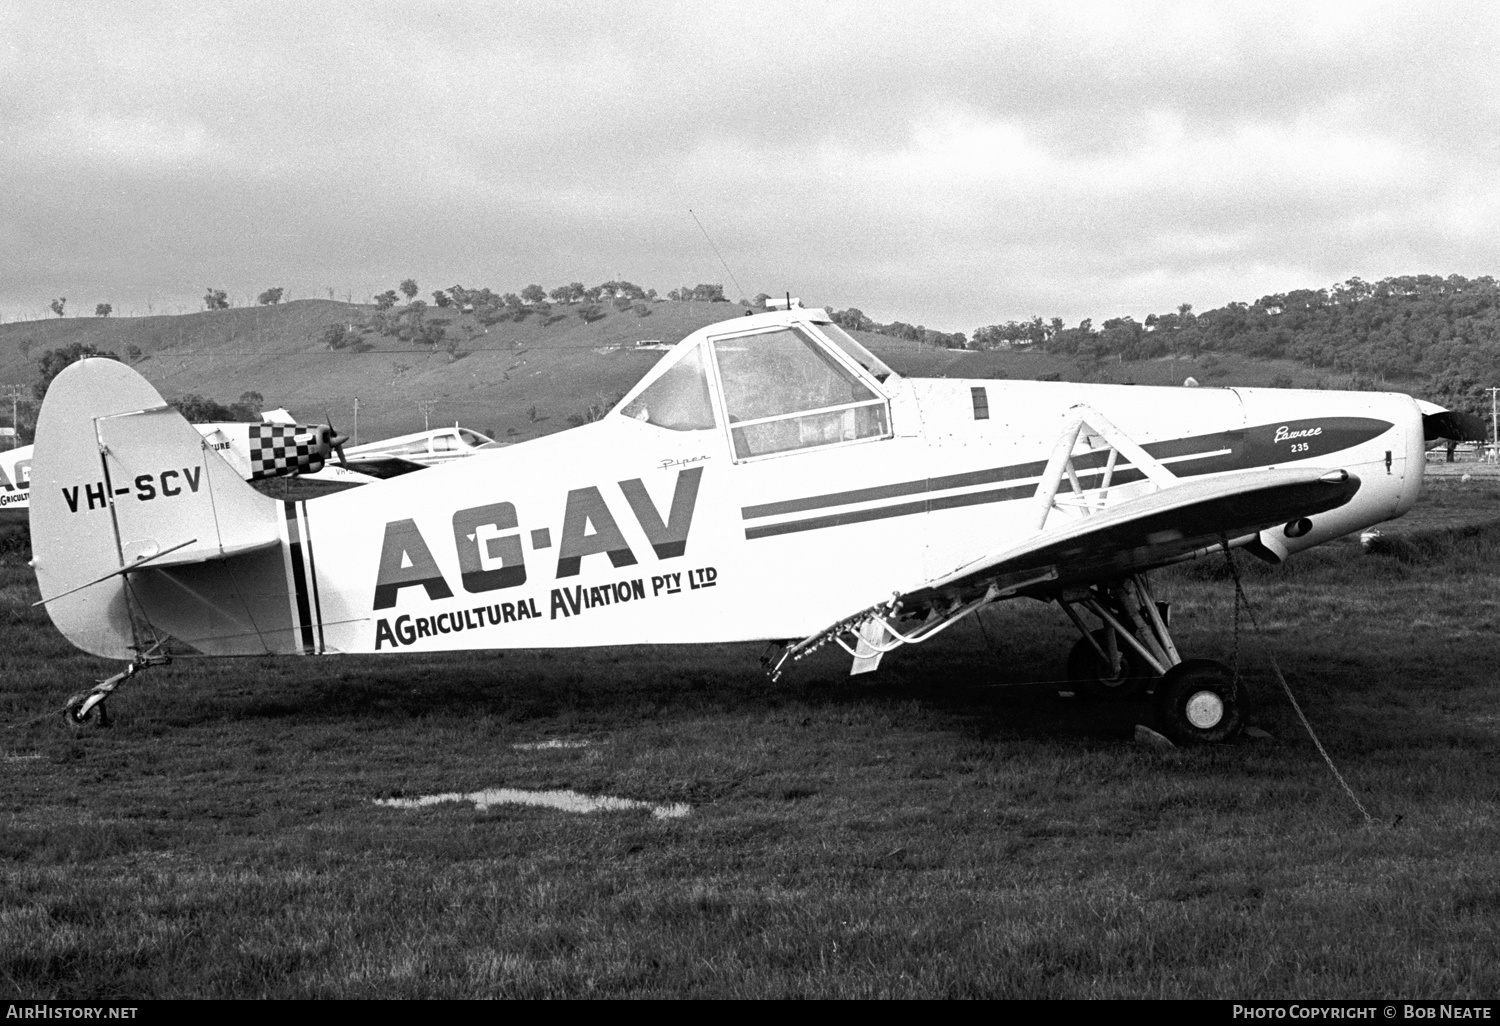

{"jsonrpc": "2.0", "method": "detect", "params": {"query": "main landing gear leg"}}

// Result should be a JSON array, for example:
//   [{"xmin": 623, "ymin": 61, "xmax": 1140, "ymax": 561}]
[
  {"xmin": 62, "ymin": 655, "xmax": 169, "ymax": 729},
  {"xmin": 1059, "ymin": 574, "xmax": 1243, "ymax": 743}
]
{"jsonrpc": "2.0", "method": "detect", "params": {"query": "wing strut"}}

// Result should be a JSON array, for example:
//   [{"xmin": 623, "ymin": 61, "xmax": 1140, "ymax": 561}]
[{"xmin": 1033, "ymin": 404, "xmax": 1180, "ymax": 530}]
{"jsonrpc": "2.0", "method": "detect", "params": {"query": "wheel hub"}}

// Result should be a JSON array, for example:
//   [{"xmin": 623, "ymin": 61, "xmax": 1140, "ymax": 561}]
[{"xmin": 1185, "ymin": 690, "xmax": 1225, "ymax": 729}]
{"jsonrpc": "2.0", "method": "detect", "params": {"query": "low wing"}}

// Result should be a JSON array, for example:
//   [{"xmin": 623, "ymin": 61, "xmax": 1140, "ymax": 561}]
[
  {"xmin": 772, "ymin": 464, "xmax": 1363, "ymax": 680},
  {"xmin": 912, "ymin": 466, "xmax": 1360, "ymax": 603},
  {"xmin": 342, "ymin": 454, "xmax": 428, "ymax": 480}
]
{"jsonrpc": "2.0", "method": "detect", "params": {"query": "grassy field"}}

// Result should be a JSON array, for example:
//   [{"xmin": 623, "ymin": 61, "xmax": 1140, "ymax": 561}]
[{"xmin": 2, "ymin": 476, "xmax": 1499, "ymax": 997}]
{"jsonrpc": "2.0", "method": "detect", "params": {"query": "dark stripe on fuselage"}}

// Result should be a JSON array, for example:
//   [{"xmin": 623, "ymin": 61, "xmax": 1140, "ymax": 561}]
[
  {"xmin": 301, "ymin": 504, "xmax": 325, "ymax": 653},
  {"xmin": 742, "ymin": 416, "xmax": 1391, "ymax": 539},
  {"xmin": 283, "ymin": 501, "xmax": 316, "ymax": 653}
]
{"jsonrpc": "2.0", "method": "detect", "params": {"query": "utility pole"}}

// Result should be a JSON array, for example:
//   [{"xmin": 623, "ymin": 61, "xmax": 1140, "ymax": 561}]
[
  {"xmin": 3, "ymin": 385, "xmax": 22, "ymax": 449},
  {"xmin": 353, "ymin": 396, "xmax": 359, "ymax": 446},
  {"xmin": 1489, "ymin": 387, "xmax": 1499, "ymax": 463},
  {"xmin": 416, "ymin": 399, "xmax": 437, "ymax": 432}
]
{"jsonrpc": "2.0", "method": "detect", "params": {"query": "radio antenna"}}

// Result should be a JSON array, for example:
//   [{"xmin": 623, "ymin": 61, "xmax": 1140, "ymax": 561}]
[{"xmin": 688, "ymin": 208, "xmax": 746, "ymax": 301}]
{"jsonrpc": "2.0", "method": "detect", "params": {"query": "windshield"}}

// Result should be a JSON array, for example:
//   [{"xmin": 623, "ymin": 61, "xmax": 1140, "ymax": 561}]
[{"xmin": 711, "ymin": 326, "xmax": 890, "ymax": 459}]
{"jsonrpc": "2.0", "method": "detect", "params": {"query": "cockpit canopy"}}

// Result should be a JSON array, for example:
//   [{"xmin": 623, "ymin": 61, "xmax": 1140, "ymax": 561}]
[{"xmin": 619, "ymin": 311, "xmax": 894, "ymax": 461}]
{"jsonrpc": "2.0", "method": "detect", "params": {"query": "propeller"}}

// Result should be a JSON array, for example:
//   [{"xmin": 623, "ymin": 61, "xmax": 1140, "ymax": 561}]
[
  {"xmin": 320, "ymin": 412, "xmax": 350, "ymax": 468},
  {"xmin": 1422, "ymin": 409, "xmax": 1487, "ymax": 443}
]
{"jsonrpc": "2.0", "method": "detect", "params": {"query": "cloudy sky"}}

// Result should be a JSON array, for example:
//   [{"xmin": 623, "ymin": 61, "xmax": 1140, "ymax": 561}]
[{"xmin": 3, "ymin": 1, "xmax": 1497, "ymax": 332}]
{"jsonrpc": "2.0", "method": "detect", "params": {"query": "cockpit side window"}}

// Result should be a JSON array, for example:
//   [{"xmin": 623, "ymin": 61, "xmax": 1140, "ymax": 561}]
[
  {"xmin": 711, "ymin": 327, "xmax": 891, "ymax": 459},
  {"xmin": 621, "ymin": 343, "xmax": 717, "ymax": 431}
]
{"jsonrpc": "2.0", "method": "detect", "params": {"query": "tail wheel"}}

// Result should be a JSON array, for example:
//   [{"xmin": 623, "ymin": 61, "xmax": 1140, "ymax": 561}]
[
  {"xmin": 1153, "ymin": 659, "xmax": 1242, "ymax": 744},
  {"xmin": 1066, "ymin": 628, "xmax": 1152, "ymax": 701},
  {"xmin": 63, "ymin": 692, "xmax": 110, "ymax": 730}
]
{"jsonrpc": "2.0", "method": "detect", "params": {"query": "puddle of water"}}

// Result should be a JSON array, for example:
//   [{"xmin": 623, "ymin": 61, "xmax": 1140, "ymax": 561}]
[
  {"xmin": 511, "ymin": 739, "xmax": 594, "ymax": 750},
  {"xmin": 376, "ymin": 787, "xmax": 689, "ymax": 820}
]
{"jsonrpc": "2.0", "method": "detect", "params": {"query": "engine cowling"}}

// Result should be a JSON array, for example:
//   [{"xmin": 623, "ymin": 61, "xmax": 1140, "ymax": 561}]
[{"xmin": 245, "ymin": 422, "xmax": 347, "ymax": 480}]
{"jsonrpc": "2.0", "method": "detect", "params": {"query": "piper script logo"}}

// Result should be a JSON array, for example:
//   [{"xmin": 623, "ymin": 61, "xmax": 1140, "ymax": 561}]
[{"xmin": 1274, "ymin": 425, "xmax": 1322, "ymax": 444}]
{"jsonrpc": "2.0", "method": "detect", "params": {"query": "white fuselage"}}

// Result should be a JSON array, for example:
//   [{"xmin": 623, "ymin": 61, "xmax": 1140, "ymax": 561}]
[{"xmin": 289, "ymin": 375, "xmax": 1421, "ymax": 656}]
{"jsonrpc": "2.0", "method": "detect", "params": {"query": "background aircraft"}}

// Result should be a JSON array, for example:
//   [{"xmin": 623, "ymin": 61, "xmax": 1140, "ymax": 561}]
[
  {"xmin": 343, "ymin": 424, "xmax": 506, "ymax": 468},
  {"xmin": 28, "ymin": 308, "xmax": 1435, "ymax": 743},
  {"xmin": 199, "ymin": 415, "xmax": 502, "ymax": 485},
  {"xmin": 4, "ymin": 411, "xmax": 501, "ymax": 524},
  {"xmin": 0, "ymin": 443, "xmax": 31, "ymax": 526}
]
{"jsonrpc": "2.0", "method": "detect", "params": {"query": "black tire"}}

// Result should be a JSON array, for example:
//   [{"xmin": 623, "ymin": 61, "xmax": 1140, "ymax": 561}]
[
  {"xmin": 1066, "ymin": 628, "xmax": 1153, "ymax": 701},
  {"xmin": 1153, "ymin": 659, "xmax": 1242, "ymax": 744},
  {"xmin": 62, "ymin": 692, "xmax": 110, "ymax": 729}
]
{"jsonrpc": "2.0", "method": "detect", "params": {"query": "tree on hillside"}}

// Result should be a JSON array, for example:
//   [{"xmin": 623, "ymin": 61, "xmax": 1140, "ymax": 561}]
[
  {"xmin": 172, "ymin": 394, "xmax": 258, "ymax": 423},
  {"xmin": 432, "ymin": 290, "xmax": 451, "ymax": 307},
  {"xmin": 257, "ymin": 287, "xmax": 285, "ymax": 305},
  {"xmin": 125, "ymin": 344, "xmax": 143, "ymax": 362},
  {"xmin": 549, "ymin": 282, "xmax": 586, "ymax": 304},
  {"xmin": 95, "ymin": 303, "xmax": 112, "ymax": 317},
  {"xmin": 50, "ymin": 298, "xmax": 65, "ymax": 317},
  {"xmin": 394, "ymin": 301, "xmax": 428, "ymax": 342},
  {"xmin": 32, "ymin": 343, "xmax": 119, "ymax": 401},
  {"xmin": 374, "ymin": 290, "xmax": 399, "ymax": 311},
  {"xmin": 474, "ymin": 296, "xmax": 508, "ymax": 326},
  {"xmin": 599, "ymin": 280, "xmax": 645, "ymax": 301},
  {"xmin": 830, "ymin": 308, "xmax": 874, "ymax": 332},
  {"xmin": 577, "ymin": 302, "xmax": 604, "ymax": 323},
  {"xmin": 322, "ymin": 323, "xmax": 354, "ymax": 350},
  {"xmin": 399, "ymin": 279, "xmax": 419, "ymax": 301},
  {"xmin": 203, "ymin": 288, "xmax": 229, "ymax": 311},
  {"xmin": 520, "ymin": 284, "xmax": 547, "ymax": 305}
]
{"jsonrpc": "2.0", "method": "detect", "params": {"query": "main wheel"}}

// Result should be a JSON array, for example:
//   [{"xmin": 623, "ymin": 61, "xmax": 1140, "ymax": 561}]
[
  {"xmin": 1066, "ymin": 628, "xmax": 1152, "ymax": 700},
  {"xmin": 1153, "ymin": 659, "xmax": 1242, "ymax": 744}
]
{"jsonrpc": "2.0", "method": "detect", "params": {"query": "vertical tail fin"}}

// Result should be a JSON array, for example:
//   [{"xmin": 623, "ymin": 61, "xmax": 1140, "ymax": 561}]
[{"xmin": 30, "ymin": 358, "xmax": 282, "ymax": 658}]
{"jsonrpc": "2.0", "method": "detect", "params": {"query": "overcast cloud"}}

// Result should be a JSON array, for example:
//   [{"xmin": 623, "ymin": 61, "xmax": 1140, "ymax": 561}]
[{"xmin": 3, "ymin": 0, "xmax": 1497, "ymax": 331}]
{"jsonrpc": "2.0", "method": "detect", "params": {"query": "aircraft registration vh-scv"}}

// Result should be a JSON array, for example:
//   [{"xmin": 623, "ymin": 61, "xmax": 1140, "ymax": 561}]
[{"xmin": 29, "ymin": 307, "xmax": 1435, "ymax": 743}]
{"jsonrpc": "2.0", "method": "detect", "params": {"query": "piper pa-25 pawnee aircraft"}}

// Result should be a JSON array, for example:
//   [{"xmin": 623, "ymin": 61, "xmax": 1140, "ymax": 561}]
[{"xmin": 30, "ymin": 306, "xmax": 1438, "ymax": 742}]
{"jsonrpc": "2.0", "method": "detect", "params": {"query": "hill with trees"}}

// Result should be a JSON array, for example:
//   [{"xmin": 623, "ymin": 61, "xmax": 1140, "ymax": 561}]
[
  {"xmin": 962, "ymin": 274, "xmax": 1500, "ymax": 417},
  {"xmin": 3, "ymin": 273, "xmax": 1497, "ymax": 447}
]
